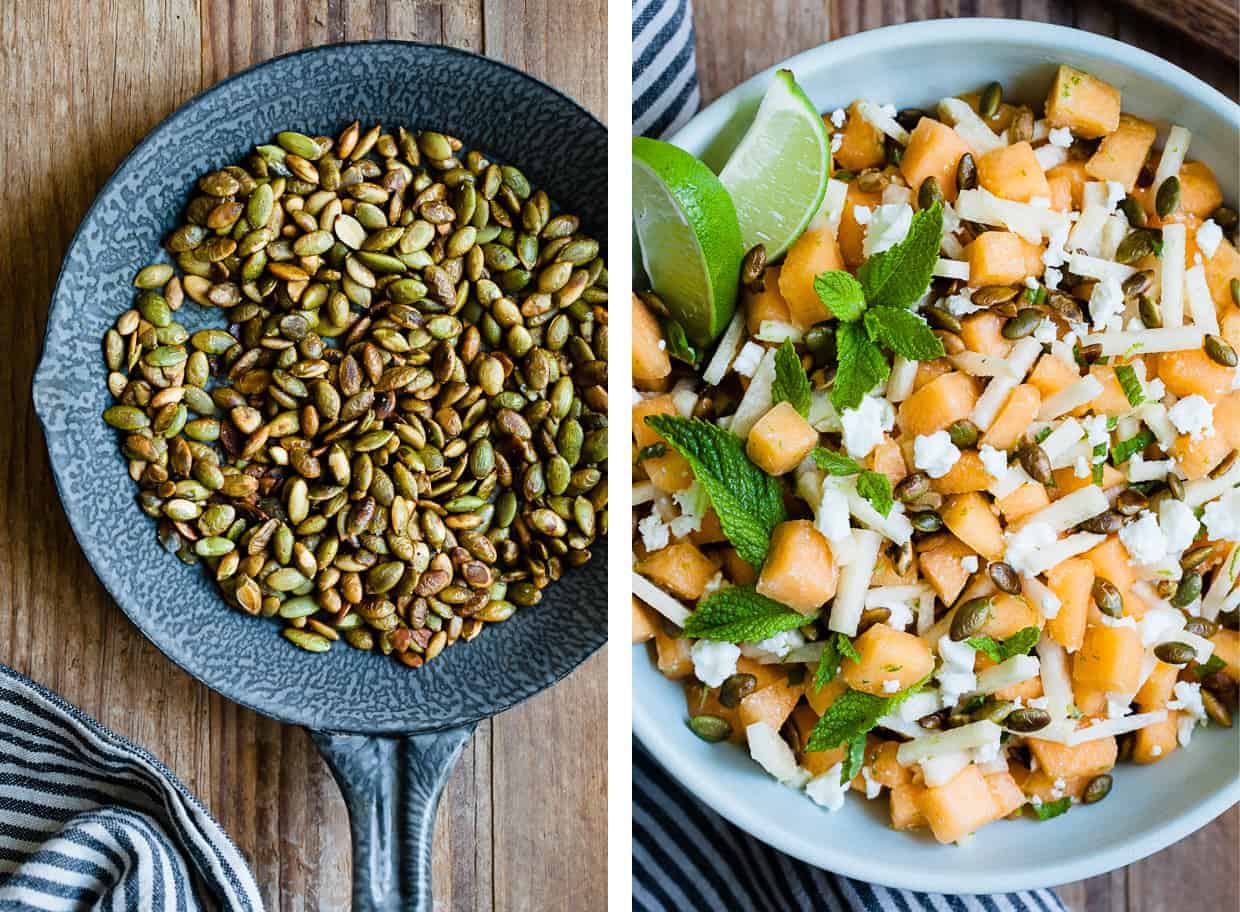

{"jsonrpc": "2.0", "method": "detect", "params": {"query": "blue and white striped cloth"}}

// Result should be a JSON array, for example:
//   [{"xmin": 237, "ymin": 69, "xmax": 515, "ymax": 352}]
[
  {"xmin": 631, "ymin": 5, "xmax": 1066, "ymax": 909},
  {"xmin": 0, "ymin": 663, "xmax": 263, "ymax": 911}
]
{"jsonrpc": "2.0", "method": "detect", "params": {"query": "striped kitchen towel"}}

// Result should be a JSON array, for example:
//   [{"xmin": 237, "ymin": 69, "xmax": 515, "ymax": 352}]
[
  {"xmin": 635, "ymin": 742, "xmax": 1067, "ymax": 912},
  {"xmin": 0, "ymin": 662, "xmax": 263, "ymax": 911},
  {"xmin": 632, "ymin": 0, "xmax": 700, "ymax": 138}
]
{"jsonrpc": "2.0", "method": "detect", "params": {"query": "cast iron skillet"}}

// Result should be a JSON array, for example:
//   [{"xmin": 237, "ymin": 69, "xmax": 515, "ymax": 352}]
[{"xmin": 33, "ymin": 41, "xmax": 607, "ymax": 911}]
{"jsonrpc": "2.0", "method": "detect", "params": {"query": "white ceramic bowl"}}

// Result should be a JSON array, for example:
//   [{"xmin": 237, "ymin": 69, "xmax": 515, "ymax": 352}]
[{"xmin": 634, "ymin": 18, "xmax": 1240, "ymax": 893}]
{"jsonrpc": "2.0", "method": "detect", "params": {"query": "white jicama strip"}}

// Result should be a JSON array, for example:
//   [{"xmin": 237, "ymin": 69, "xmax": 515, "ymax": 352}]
[
  {"xmin": 1022, "ymin": 574, "xmax": 1063, "ymax": 620},
  {"xmin": 887, "ymin": 355, "xmax": 919, "ymax": 403},
  {"xmin": 1152, "ymin": 125, "xmax": 1191, "ymax": 188},
  {"xmin": 969, "ymin": 376, "xmax": 1018, "ymax": 432},
  {"xmin": 990, "ymin": 465, "xmax": 1035, "ymax": 499},
  {"xmin": 1068, "ymin": 252, "xmax": 1136, "ymax": 282},
  {"xmin": 941, "ymin": 233, "xmax": 966, "ymax": 259},
  {"xmin": 933, "ymin": 257, "xmax": 971, "ymax": 280},
  {"xmin": 955, "ymin": 189, "xmax": 1065, "ymax": 243},
  {"xmin": 1160, "ymin": 223, "xmax": 1187, "ymax": 328},
  {"xmin": 671, "ymin": 379, "xmax": 698, "ymax": 417},
  {"xmin": 897, "ymin": 690, "xmax": 943, "ymax": 722},
  {"xmin": 1018, "ymin": 486, "xmax": 1110, "ymax": 534},
  {"xmin": 829, "ymin": 530, "xmax": 881, "ymax": 636},
  {"xmin": 1202, "ymin": 544, "xmax": 1240, "ymax": 619},
  {"xmin": 921, "ymin": 753, "xmax": 972, "ymax": 787},
  {"xmin": 917, "ymin": 588, "xmax": 936, "ymax": 635},
  {"xmin": 728, "ymin": 348, "xmax": 777, "ymax": 439},
  {"xmin": 883, "ymin": 184, "xmax": 913, "ymax": 206},
  {"xmin": 1020, "ymin": 532, "xmax": 1107, "ymax": 576},
  {"xmin": 1183, "ymin": 457, "xmax": 1240, "ymax": 507},
  {"xmin": 1067, "ymin": 711, "xmax": 1169, "ymax": 746},
  {"xmin": 1178, "ymin": 631, "xmax": 1216, "ymax": 664},
  {"xmin": 865, "ymin": 585, "xmax": 930, "ymax": 606},
  {"xmin": 937, "ymin": 98, "xmax": 1005, "ymax": 154},
  {"xmin": 1041, "ymin": 418, "xmax": 1085, "ymax": 465},
  {"xmin": 1080, "ymin": 326, "xmax": 1204, "ymax": 356},
  {"xmin": 1097, "ymin": 214, "xmax": 1130, "ymax": 261},
  {"xmin": 755, "ymin": 320, "xmax": 803, "ymax": 343},
  {"xmin": 1184, "ymin": 264, "xmax": 1221, "ymax": 335},
  {"xmin": 950, "ymin": 351, "xmax": 1017, "ymax": 378},
  {"xmin": 975, "ymin": 655, "xmax": 1040, "ymax": 695},
  {"xmin": 1069, "ymin": 207, "xmax": 1111, "ymax": 258},
  {"xmin": 1134, "ymin": 556, "xmax": 1183, "ymax": 582},
  {"xmin": 845, "ymin": 486, "xmax": 914, "ymax": 545},
  {"xmin": 873, "ymin": 714, "xmax": 926, "ymax": 740},
  {"xmin": 896, "ymin": 720, "xmax": 1002, "ymax": 766},
  {"xmin": 1007, "ymin": 337, "xmax": 1044, "ymax": 381},
  {"xmin": 782, "ymin": 642, "xmax": 828, "ymax": 664},
  {"xmin": 1036, "ymin": 636, "xmax": 1075, "ymax": 720},
  {"xmin": 1037, "ymin": 374, "xmax": 1104, "ymax": 421},
  {"xmin": 1116, "ymin": 414, "xmax": 1141, "ymax": 440},
  {"xmin": 808, "ymin": 177, "xmax": 850, "ymax": 234},
  {"xmin": 1052, "ymin": 440, "xmax": 1093, "ymax": 472},
  {"xmin": 632, "ymin": 572, "xmax": 691, "ymax": 626},
  {"xmin": 808, "ymin": 388, "xmax": 844, "ymax": 433},
  {"xmin": 856, "ymin": 100, "xmax": 910, "ymax": 144},
  {"xmin": 633, "ymin": 481, "xmax": 657, "ymax": 505},
  {"xmin": 1138, "ymin": 402, "xmax": 1179, "ymax": 450},
  {"xmin": 1034, "ymin": 143, "xmax": 1069, "ymax": 171},
  {"xmin": 1126, "ymin": 456, "xmax": 1173, "ymax": 483},
  {"xmin": 702, "ymin": 310, "xmax": 745, "ymax": 385}
]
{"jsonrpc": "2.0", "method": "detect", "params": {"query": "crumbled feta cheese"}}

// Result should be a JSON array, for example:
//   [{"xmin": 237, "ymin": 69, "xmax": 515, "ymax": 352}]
[
  {"xmin": 806, "ymin": 764, "xmax": 849, "ymax": 811},
  {"xmin": 1048, "ymin": 126, "xmax": 1073, "ymax": 148},
  {"xmin": 961, "ymin": 556, "xmax": 980, "ymax": 574},
  {"xmin": 882, "ymin": 679, "xmax": 901, "ymax": 694},
  {"xmin": 816, "ymin": 478, "xmax": 853, "ymax": 542},
  {"xmin": 942, "ymin": 291, "xmax": 984, "ymax": 316},
  {"xmin": 861, "ymin": 766, "xmax": 883, "ymax": 799},
  {"xmin": 690, "ymin": 640, "xmax": 740, "ymax": 687},
  {"xmin": 1030, "ymin": 794, "xmax": 1044, "ymax": 808},
  {"xmin": 1158, "ymin": 498, "xmax": 1200, "ymax": 557},
  {"xmin": 853, "ymin": 204, "xmax": 872, "ymax": 226},
  {"xmin": 747, "ymin": 722, "xmax": 807, "ymax": 785},
  {"xmin": 914, "ymin": 430, "xmax": 962, "ymax": 479},
  {"xmin": 937, "ymin": 636, "xmax": 978, "ymax": 706},
  {"xmin": 637, "ymin": 513, "xmax": 670, "ymax": 552},
  {"xmin": 830, "ymin": 132, "xmax": 844, "ymax": 153},
  {"xmin": 920, "ymin": 752, "xmax": 971, "ymax": 787},
  {"xmin": 979, "ymin": 444, "xmax": 1009, "ymax": 480},
  {"xmin": 632, "ymin": 388, "xmax": 645, "ymax": 406},
  {"xmin": 669, "ymin": 482, "xmax": 709, "ymax": 538},
  {"xmin": 1118, "ymin": 511, "xmax": 1167, "ymax": 566},
  {"xmin": 741, "ymin": 629, "xmax": 805, "ymax": 661},
  {"xmin": 1074, "ymin": 455, "xmax": 1090, "ymax": 478},
  {"xmin": 1169, "ymin": 681, "xmax": 1206, "ymax": 746},
  {"xmin": 702, "ymin": 572, "xmax": 726, "ymax": 597},
  {"xmin": 972, "ymin": 738, "xmax": 1002, "ymax": 766},
  {"xmin": 732, "ymin": 340, "xmax": 765, "ymax": 378},
  {"xmin": 1089, "ymin": 274, "xmax": 1126, "ymax": 331},
  {"xmin": 1004, "ymin": 522, "xmax": 1058, "ymax": 575},
  {"xmin": 1044, "ymin": 266, "xmax": 1063, "ymax": 288},
  {"xmin": 1029, "ymin": 196, "xmax": 1051, "ymax": 210},
  {"xmin": 1043, "ymin": 220, "xmax": 1071, "ymax": 268},
  {"xmin": 1203, "ymin": 488, "xmax": 1240, "ymax": 542},
  {"xmin": 1196, "ymin": 220, "xmax": 1223, "ymax": 259},
  {"xmin": 830, "ymin": 107, "xmax": 847, "ymax": 129},
  {"xmin": 1104, "ymin": 181, "xmax": 1126, "ymax": 212},
  {"xmin": 942, "ymin": 202, "xmax": 961, "ymax": 237},
  {"xmin": 841, "ymin": 394, "xmax": 895, "ymax": 459},
  {"xmin": 863, "ymin": 203, "xmax": 914, "ymax": 257},
  {"xmin": 1082, "ymin": 414, "xmax": 1111, "ymax": 448},
  {"xmin": 884, "ymin": 600, "xmax": 915, "ymax": 631},
  {"xmin": 1168, "ymin": 394, "xmax": 1215, "ymax": 439},
  {"xmin": 1033, "ymin": 318, "xmax": 1058, "ymax": 343}
]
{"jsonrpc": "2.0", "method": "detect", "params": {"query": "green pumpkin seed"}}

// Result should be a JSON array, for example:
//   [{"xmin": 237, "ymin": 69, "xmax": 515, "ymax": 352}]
[
  {"xmin": 1171, "ymin": 570, "xmax": 1202, "ymax": 607},
  {"xmin": 1155, "ymin": 175, "xmax": 1180, "ymax": 218},
  {"xmin": 282, "ymin": 628, "xmax": 331, "ymax": 652},
  {"xmin": 687, "ymin": 714, "xmax": 732, "ymax": 743},
  {"xmin": 1153, "ymin": 641, "xmax": 1196, "ymax": 665},
  {"xmin": 1204, "ymin": 334, "xmax": 1237, "ymax": 367},
  {"xmin": 978, "ymin": 81, "xmax": 1002, "ymax": 118},
  {"xmin": 950, "ymin": 597, "xmax": 992, "ymax": 641},
  {"xmin": 719, "ymin": 673, "xmax": 757, "ymax": 709},
  {"xmin": 134, "ymin": 264, "xmax": 174, "ymax": 289},
  {"xmin": 1092, "ymin": 577, "xmax": 1123, "ymax": 618},
  {"xmin": 1082, "ymin": 774, "xmax": 1112, "ymax": 804},
  {"xmin": 1003, "ymin": 706, "xmax": 1051, "ymax": 733}
]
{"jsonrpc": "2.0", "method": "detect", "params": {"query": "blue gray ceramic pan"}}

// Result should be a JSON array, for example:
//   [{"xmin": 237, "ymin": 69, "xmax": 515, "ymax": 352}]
[{"xmin": 33, "ymin": 41, "xmax": 607, "ymax": 911}]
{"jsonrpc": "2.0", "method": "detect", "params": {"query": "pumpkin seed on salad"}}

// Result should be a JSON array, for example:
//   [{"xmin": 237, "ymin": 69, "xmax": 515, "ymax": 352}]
[{"xmin": 632, "ymin": 65, "xmax": 1240, "ymax": 845}]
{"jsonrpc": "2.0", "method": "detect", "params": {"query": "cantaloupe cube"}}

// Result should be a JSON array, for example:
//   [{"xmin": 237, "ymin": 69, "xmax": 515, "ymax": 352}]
[
  {"xmin": 1085, "ymin": 114, "xmax": 1157, "ymax": 190},
  {"xmin": 1087, "ymin": 364, "xmax": 1136, "ymax": 416},
  {"xmin": 1074, "ymin": 685, "xmax": 1109, "ymax": 717},
  {"xmin": 756, "ymin": 520, "xmax": 838, "ymax": 615},
  {"xmin": 686, "ymin": 686, "xmax": 744, "ymax": 744},
  {"xmin": 840, "ymin": 623, "xmax": 935, "ymax": 695},
  {"xmin": 986, "ymin": 771, "xmax": 1028, "ymax": 821},
  {"xmin": 1027, "ymin": 734, "xmax": 1117, "ymax": 779},
  {"xmin": 931, "ymin": 450, "xmax": 992, "ymax": 495},
  {"xmin": 918, "ymin": 533, "xmax": 977, "ymax": 606},
  {"xmin": 868, "ymin": 437, "xmax": 908, "ymax": 486},
  {"xmin": 654, "ymin": 627, "xmax": 693, "ymax": 679},
  {"xmin": 912, "ymin": 358, "xmax": 953, "ymax": 392},
  {"xmin": 897, "ymin": 371, "xmax": 979, "ymax": 439},
  {"xmin": 834, "ymin": 100, "xmax": 886, "ymax": 172},
  {"xmin": 890, "ymin": 783, "xmax": 929, "ymax": 830},
  {"xmin": 633, "ymin": 293, "xmax": 672, "ymax": 385},
  {"xmin": 870, "ymin": 741, "xmax": 913, "ymax": 788},
  {"xmin": 1084, "ymin": 536, "xmax": 1138, "ymax": 617},
  {"xmin": 739, "ymin": 679, "xmax": 805, "ymax": 732},
  {"xmin": 837, "ymin": 182, "xmax": 884, "ymax": 266},
  {"xmin": 779, "ymin": 228, "xmax": 846, "ymax": 328},
  {"xmin": 1046, "ymin": 160, "xmax": 1089, "ymax": 209},
  {"xmin": 1135, "ymin": 660, "xmax": 1180, "ymax": 710},
  {"xmin": 900, "ymin": 118, "xmax": 973, "ymax": 203},
  {"xmin": 747, "ymin": 401, "xmax": 818, "ymax": 476},
  {"xmin": 1203, "ymin": 237, "xmax": 1240, "ymax": 310},
  {"xmin": 633, "ymin": 394, "xmax": 694, "ymax": 492},
  {"xmin": 977, "ymin": 592, "xmax": 1041, "ymax": 639},
  {"xmin": 805, "ymin": 675, "xmax": 848, "ymax": 717},
  {"xmin": 1074, "ymin": 623, "xmax": 1144, "ymax": 693},
  {"xmin": 1213, "ymin": 629, "xmax": 1240, "ymax": 682},
  {"xmin": 1046, "ymin": 65, "xmax": 1121, "ymax": 138},
  {"xmin": 1171, "ymin": 430, "xmax": 1230, "ymax": 480},
  {"xmin": 1132, "ymin": 713, "xmax": 1180, "ymax": 763},
  {"xmin": 978, "ymin": 141, "xmax": 1051, "ymax": 202},
  {"xmin": 967, "ymin": 231, "xmax": 1035, "ymax": 287},
  {"xmin": 1028, "ymin": 354, "xmax": 1087, "ymax": 415},
  {"xmin": 996, "ymin": 482, "xmax": 1051, "ymax": 523},
  {"xmin": 1020, "ymin": 769, "xmax": 1090, "ymax": 803},
  {"xmin": 722, "ymin": 547, "xmax": 757, "ymax": 587},
  {"xmin": 941, "ymin": 492, "xmax": 1005, "ymax": 561},
  {"xmin": 1221, "ymin": 318, "xmax": 1240, "ymax": 371},
  {"xmin": 736, "ymin": 655, "xmax": 792, "ymax": 693},
  {"xmin": 958, "ymin": 92, "xmax": 1021, "ymax": 132},
  {"xmin": 916, "ymin": 765, "xmax": 998, "ymax": 844},
  {"xmin": 873, "ymin": 546, "xmax": 919, "ymax": 588},
  {"xmin": 980, "ymin": 384, "xmax": 1041, "ymax": 451},
  {"xmin": 743, "ymin": 267, "xmax": 792, "ymax": 335},
  {"xmin": 1177, "ymin": 161, "xmax": 1224, "ymax": 220},
  {"xmin": 990, "ymin": 667, "xmax": 1044, "ymax": 703},
  {"xmin": 637, "ymin": 542, "xmax": 720, "ymax": 601},
  {"xmin": 1047, "ymin": 174, "xmax": 1074, "ymax": 212},
  {"xmin": 1047, "ymin": 558, "xmax": 1094, "ymax": 652},
  {"xmin": 960, "ymin": 311, "xmax": 1012, "ymax": 357},
  {"xmin": 689, "ymin": 509, "xmax": 728, "ymax": 546},
  {"xmin": 1156, "ymin": 349, "xmax": 1234, "ymax": 403},
  {"xmin": 633, "ymin": 597, "xmax": 660, "ymax": 643},
  {"xmin": 1050, "ymin": 463, "xmax": 1125, "ymax": 499},
  {"xmin": 791, "ymin": 704, "xmax": 847, "ymax": 774}
]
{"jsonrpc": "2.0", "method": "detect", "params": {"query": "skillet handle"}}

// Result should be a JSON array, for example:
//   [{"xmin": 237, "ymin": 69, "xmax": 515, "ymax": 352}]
[{"xmin": 311, "ymin": 723, "xmax": 476, "ymax": 912}]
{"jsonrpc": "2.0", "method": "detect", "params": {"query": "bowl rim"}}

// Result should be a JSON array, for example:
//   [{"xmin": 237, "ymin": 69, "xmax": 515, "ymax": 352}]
[
  {"xmin": 636, "ymin": 16, "xmax": 1240, "ymax": 892},
  {"xmin": 34, "ymin": 39, "xmax": 607, "ymax": 736}
]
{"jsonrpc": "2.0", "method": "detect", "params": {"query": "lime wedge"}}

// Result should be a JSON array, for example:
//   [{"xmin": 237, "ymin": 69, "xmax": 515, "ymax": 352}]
[
  {"xmin": 633, "ymin": 136, "xmax": 744, "ymax": 346},
  {"xmin": 718, "ymin": 69, "xmax": 830, "ymax": 260}
]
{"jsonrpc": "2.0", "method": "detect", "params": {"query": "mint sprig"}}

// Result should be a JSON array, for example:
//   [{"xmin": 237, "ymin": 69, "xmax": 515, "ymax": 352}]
[
  {"xmin": 1112, "ymin": 429, "xmax": 1154, "ymax": 464},
  {"xmin": 811, "ymin": 447, "xmax": 894, "ymax": 518},
  {"xmin": 771, "ymin": 338, "xmax": 812, "ymax": 417},
  {"xmin": 967, "ymin": 626, "xmax": 1041, "ymax": 663},
  {"xmin": 815, "ymin": 201, "xmax": 946, "ymax": 411},
  {"xmin": 1115, "ymin": 363, "xmax": 1144, "ymax": 406},
  {"xmin": 842, "ymin": 735, "xmax": 867, "ymax": 784},
  {"xmin": 812, "ymin": 633, "xmax": 859, "ymax": 692},
  {"xmin": 806, "ymin": 678, "xmax": 928, "ymax": 753},
  {"xmin": 645, "ymin": 415, "xmax": 786, "ymax": 567},
  {"xmin": 682, "ymin": 585, "xmax": 813, "ymax": 642},
  {"xmin": 1029, "ymin": 797, "xmax": 1072, "ymax": 821}
]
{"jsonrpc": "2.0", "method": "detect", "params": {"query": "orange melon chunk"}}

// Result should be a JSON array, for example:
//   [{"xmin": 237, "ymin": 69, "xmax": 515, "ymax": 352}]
[
  {"xmin": 779, "ymin": 228, "xmax": 845, "ymax": 329},
  {"xmin": 1073, "ymin": 623, "xmax": 1144, "ymax": 693},
  {"xmin": 756, "ymin": 520, "xmax": 838, "ymax": 615},
  {"xmin": 632, "ymin": 293, "xmax": 671, "ymax": 385},
  {"xmin": 1085, "ymin": 114, "xmax": 1157, "ymax": 190},
  {"xmin": 897, "ymin": 371, "xmax": 979, "ymax": 439},
  {"xmin": 977, "ymin": 141, "xmax": 1051, "ymax": 202},
  {"xmin": 840, "ymin": 623, "xmax": 935, "ymax": 695},
  {"xmin": 637, "ymin": 542, "xmax": 719, "ymax": 601},
  {"xmin": 916, "ymin": 765, "xmax": 998, "ymax": 844},
  {"xmin": 1045, "ymin": 65, "xmax": 1121, "ymax": 138},
  {"xmin": 746, "ymin": 401, "xmax": 818, "ymax": 476},
  {"xmin": 900, "ymin": 118, "xmax": 972, "ymax": 203}
]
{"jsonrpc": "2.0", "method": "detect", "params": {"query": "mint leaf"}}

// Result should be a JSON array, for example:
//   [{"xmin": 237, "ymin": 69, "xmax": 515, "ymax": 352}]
[
  {"xmin": 637, "ymin": 443, "xmax": 667, "ymax": 461},
  {"xmin": 683, "ymin": 586, "xmax": 813, "ymax": 642},
  {"xmin": 863, "ymin": 306, "xmax": 945, "ymax": 362},
  {"xmin": 1030, "ymin": 797, "xmax": 1072, "ymax": 821},
  {"xmin": 1192, "ymin": 654, "xmax": 1226, "ymax": 679},
  {"xmin": 1115, "ymin": 363, "xmax": 1144, "ymax": 406},
  {"xmin": 771, "ymin": 338, "xmax": 812, "ymax": 417},
  {"xmin": 841, "ymin": 735, "xmax": 867, "ymax": 784},
  {"xmin": 1112, "ymin": 429, "xmax": 1154, "ymax": 464},
  {"xmin": 967, "ymin": 626, "xmax": 1041, "ymax": 663},
  {"xmin": 831, "ymin": 322, "xmax": 890, "ymax": 411},
  {"xmin": 812, "ymin": 447, "xmax": 863, "ymax": 476},
  {"xmin": 645, "ymin": 416, "xmax": 786, "ymax": 567},
  {"xmin": 812, "ymin": 633, "xmax": 859, "ymax": 693},
  {"xmin": 813, "ymin": 271, "xmax": 867, "ymax": 322},
  {"xmin": 806, "ymin": 679, "xmax": 927, "ymax": 752},
  {"xmin": 837, "ymin": 633, "xmax": 861, "ymax": 662},
  {"xmin": 857, "ymin": 201, "xmax": 943, "ymax": 310},
  {"xmin": 857, "ymin": 470, "xmax": 894, "ymax": 518}
]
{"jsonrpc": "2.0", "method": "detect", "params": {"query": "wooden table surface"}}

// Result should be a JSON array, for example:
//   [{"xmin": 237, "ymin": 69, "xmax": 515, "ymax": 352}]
[
  {"xmin": 693, "ymin": 2, "xmax": 1236, "ymax": 909},
  {"xmin": 0, "ymin": 2, "xmax": 606, "ymax": 910}
]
